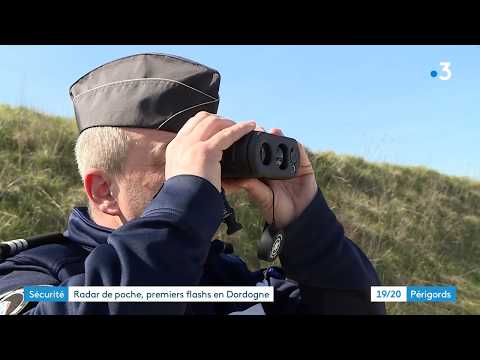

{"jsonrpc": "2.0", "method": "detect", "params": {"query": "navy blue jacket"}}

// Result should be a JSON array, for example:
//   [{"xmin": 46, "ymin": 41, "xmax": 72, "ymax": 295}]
[{"xmin": 0, "ymin": 175, "xmax": 385, "ymax": 315}]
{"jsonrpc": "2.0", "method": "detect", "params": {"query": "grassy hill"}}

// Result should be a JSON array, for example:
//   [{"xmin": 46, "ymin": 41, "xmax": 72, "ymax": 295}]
[{"xmin": 1, "ymin": 103, "xmax": 479, "ymax": 315}]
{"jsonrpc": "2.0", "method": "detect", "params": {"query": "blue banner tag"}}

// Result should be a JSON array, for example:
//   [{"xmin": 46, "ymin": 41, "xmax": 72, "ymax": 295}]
[
  {"xmin": 406, "ymin": 286, "xmax": 456, "ymax": 302},
  {"xmin": 23, "ymin": 286, "xmax": 68, "ymax": 302}
]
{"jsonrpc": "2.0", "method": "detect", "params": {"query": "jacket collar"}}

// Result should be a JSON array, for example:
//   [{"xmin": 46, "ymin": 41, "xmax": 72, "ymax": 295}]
[{"xmin": 64, "ymin": 207, "xmax": 113, "ymax": 251}]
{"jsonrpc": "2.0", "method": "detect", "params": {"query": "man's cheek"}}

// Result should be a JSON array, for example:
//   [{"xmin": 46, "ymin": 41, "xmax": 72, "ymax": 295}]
[
  {"xmin": 141, "ymin": 172, "xmax": 165, "ymax": 194},
  {"xmin": 124, "ymin": 188, "xmax": 152, "ymax": 220}
]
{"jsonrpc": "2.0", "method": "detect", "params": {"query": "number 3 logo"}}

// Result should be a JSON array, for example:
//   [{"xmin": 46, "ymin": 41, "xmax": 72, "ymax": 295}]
[{"xmin": 439, "ymin": 62, "xmax": 452, "ymax": 80}]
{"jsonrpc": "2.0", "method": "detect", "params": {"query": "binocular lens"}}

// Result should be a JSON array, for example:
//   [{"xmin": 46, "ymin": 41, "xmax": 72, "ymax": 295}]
[
  {"xmin": 277, "ymin": 144, "xmax": 289, "ymax": 169},
  {"xmin": 260, "ymin": 143, "xmax": 272, "ymax": 165},
  {"xmin": 275, "ymin": 147, "xmax": 284, "ymax": 167},
  {"xmin": 261, "ymin": 143, "xmax": 289, "ymax": 169}
]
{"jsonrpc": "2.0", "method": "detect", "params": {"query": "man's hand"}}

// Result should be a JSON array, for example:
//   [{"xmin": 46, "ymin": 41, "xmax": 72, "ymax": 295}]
[
  {"xmin": 165, "ymin": 112, "xmax": 256, "ymax": 192},
  {"xmin": 222, "ymin": 128, "xmax": 318, "ymax": 229}
]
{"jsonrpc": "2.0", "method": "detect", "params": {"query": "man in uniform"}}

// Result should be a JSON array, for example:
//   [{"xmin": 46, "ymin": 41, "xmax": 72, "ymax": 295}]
[{"xmin": 0, "ymin": 53, "xmax": 385, "ymax": 315}]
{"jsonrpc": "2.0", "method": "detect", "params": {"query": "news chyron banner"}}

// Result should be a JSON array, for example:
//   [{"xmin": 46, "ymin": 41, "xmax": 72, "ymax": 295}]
[
  {"xmin": 22, "ymin": 286, "xmax": 274, "ymax": 303},
  {"xmin": 18, "ymin": 285, "xmax": 457, "ymax": 304}
]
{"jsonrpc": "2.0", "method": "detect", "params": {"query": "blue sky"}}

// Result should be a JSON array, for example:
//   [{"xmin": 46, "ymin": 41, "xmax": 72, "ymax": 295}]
[{"xmin": 0, "ymin": 45, "xmax": 478, "ymax": 179}]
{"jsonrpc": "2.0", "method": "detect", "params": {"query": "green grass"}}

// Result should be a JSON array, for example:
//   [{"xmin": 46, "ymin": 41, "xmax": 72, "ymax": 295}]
[
  {"xmin": 0, "ymin": 105, "xmax": 85, "ymax": 237},
  {"xmin": 1, "ymin": 103, "xmax": 480, "ymax": 314}
]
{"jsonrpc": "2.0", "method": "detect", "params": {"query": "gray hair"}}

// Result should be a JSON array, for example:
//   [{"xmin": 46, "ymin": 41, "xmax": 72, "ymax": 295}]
[{"xmin": 74, "ymin": 127, "xmax": 131, "ymax": 181}]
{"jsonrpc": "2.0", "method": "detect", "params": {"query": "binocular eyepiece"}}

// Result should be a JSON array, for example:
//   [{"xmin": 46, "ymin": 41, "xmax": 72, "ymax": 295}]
[{"xmin": 221, "ymin": 131, "xmax": 299, "ymax": 180}]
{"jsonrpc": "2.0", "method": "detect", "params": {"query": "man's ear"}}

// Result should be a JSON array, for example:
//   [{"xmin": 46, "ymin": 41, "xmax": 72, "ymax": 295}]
[{"xmin": 83, "ymin": 169, "xmax": 121, "ymax": 216}]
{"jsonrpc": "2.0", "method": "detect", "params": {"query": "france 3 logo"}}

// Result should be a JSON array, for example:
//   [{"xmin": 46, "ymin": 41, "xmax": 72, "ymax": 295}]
[{"xmin": 430, "ymin": 62, "xmax": 452, "ymax": 80}]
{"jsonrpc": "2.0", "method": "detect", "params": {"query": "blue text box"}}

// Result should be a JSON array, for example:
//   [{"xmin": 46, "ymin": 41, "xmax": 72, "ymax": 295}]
[
  {"xmin": 406, "ymin": 286, "xmax": 456, "ymax": 302},
  {"xmin": 24, "ymin": 286, "xmax": 68, "ymax": 302}
]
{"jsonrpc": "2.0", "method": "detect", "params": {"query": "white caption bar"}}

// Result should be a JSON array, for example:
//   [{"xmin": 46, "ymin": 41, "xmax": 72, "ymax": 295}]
[
  {"xmin": 68, "ymin": 286, "xmax": 274, "ymax": 303},
  {"xmin": 371, "ymin": 286, "xmax": 407, "ymax": 302}
]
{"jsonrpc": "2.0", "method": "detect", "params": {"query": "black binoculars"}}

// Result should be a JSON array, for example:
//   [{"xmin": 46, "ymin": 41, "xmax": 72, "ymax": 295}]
[{"xmin": 221, "ymin": 131, "xmax": 299, "ymax": 180}]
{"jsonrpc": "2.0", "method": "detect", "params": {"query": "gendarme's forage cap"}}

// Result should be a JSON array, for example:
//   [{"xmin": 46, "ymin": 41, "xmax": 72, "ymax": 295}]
[{"xmin": 69, "ymin": 53, "xmax": 221, "ymax": 133}]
